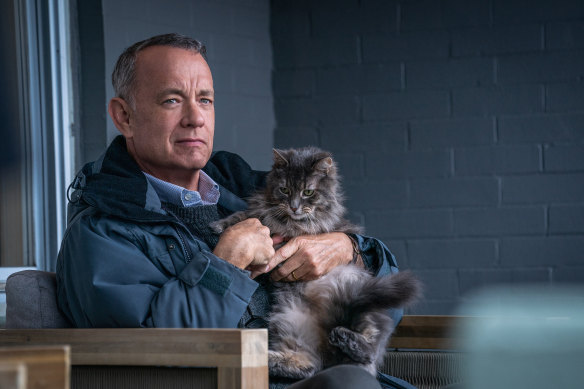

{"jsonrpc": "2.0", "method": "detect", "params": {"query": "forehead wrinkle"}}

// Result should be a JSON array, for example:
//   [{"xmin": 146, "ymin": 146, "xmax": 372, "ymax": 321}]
[
  {"xmin": 156, "ymin": 87, "xmax": 186, "ymax": 99},
  {"xmin": 155, "ymin": 84, "xmax": 214, "ymax": 101}
]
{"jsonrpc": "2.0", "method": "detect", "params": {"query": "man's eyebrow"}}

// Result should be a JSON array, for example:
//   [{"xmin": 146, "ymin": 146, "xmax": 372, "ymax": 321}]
[
  {"xmin": 199, "ymin": 89, "xmax": 215, "ymax": 97},
  {"xmin": 157, "ymin": 88, "xmax": 184, "ymax": 99},
  {"xmin": 156, "ymin": 88, "xmax": 215, "ymax": 99}
]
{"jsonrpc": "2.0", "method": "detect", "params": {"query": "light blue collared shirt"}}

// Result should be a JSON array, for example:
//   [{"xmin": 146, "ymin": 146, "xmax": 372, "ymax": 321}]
[{"xmin": 143, "ymin": 170, "xmax": 220, "ymax": 207}]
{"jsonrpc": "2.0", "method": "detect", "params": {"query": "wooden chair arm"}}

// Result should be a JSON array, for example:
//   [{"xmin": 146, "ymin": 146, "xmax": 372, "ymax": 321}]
[
  {"xmin": 0, "ymin": 316, "xmax": 467, "ymax": 387},
  {"xmin": 0, "ymin": 345, "xmax": 70, "ymax": 389},
  {"xmin": 389, "ymin": 315, "xmax": 473, "ymax": 350},
  {"xmin": 0, "ymin": 328, "xmax": 268, "ymax": 389}
]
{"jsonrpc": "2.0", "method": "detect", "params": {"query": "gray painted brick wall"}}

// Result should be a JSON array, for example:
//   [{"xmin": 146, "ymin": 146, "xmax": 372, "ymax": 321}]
[
  {"xmin": 100, "ymin": 0, "xmax": 274, "ymax": 169},
  {"xmin": 271, "ymin": 0, "xmax": 584, "ymax": 314}
]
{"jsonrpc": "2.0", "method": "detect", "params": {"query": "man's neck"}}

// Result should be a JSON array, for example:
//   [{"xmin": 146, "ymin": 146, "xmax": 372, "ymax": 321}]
[
  {"xmin": 125, "ymin": 142, "xmax": 201, "ymax": 191},
  {"xmin": 142, "ymin": 169, "xmax": 200, "ymax": 192},
  {"xmin": 143, "ymin": 170, "xmax": 220, "ymax": 208}
]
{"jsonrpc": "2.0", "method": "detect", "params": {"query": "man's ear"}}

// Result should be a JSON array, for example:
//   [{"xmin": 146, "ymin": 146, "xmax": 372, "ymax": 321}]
[{"xmin": 108, "ymin": 97, "xmax": 133, "ymax": 137}]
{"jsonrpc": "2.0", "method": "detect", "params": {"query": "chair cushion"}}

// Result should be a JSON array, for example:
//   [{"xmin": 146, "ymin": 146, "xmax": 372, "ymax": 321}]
[{"xmin": 6, "ymin": 270, "xmax": 72, "ymax": 328}]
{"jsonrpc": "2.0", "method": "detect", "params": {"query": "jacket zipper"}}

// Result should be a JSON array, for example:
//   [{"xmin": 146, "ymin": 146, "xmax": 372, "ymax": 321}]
[
  {"xmin": 174, "ymin": 226, "xmax": 193, "ymax": 263},
  {"xmin": 81, "ymin": 195, "xmax": 196, "ymax": 264}
]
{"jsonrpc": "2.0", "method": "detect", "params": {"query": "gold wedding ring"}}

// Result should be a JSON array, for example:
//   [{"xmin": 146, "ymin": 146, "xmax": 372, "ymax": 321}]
[{"xmin": 291, "ymin": 271, "xmax": 299, "ymax": 281}]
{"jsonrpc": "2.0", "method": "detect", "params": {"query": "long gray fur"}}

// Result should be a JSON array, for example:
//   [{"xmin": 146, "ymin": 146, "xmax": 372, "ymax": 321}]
[{"xmin": 211, "ymin": 147, "xmax": 422, "ymax": 379}]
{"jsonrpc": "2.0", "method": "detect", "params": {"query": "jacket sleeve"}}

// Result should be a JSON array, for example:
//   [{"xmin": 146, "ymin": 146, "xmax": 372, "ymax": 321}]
[
  {"xmin": 349, "ymin": 233, "xmax": 404, "ymax": 327},
  {"xmin": 57, "ymin": 212, "xmax": 258, "ymax": 328}
]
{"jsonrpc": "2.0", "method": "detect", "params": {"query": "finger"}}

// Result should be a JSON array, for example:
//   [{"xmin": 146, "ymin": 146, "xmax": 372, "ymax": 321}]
[
  {"xmin": 285, "ymin": 266, "xmax": 309, "ymax": 282},
  {"xmin": 271, "ymin": 234, "xmax": 285, "ymax": 246},
  {"xmin": 249, "ymin": 226, "xmax": 277, "ymax": 266},
  {"xmin": 256, "ymin": 223, "xmax": 271, "ymax": 237},
  {"xmin": 271, "ymin": 255, "xmax": 306, "ymax": 282},
  {"xmin": 266, "ymin": 239, "xmax": 299, "ymax": 275},
  {"xmin": 252, "ymin": 243, "xmax": 275, "ymax": 267},
  {"xmin": 247, "ymin": 264, "xmax": 269, "ymax": 279},
  {"xmin": 249, "ymin": 256, "xmax": 269, "ymax": 266}
]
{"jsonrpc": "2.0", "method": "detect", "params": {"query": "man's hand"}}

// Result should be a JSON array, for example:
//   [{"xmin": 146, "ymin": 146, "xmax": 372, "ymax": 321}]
[
  {"xmin": 259, "ymin": 232, "xmax": 355, "ymax": 282},
  {"xmin": 213, "ymin": 218, "xmax": 275, "ymax": 270}
]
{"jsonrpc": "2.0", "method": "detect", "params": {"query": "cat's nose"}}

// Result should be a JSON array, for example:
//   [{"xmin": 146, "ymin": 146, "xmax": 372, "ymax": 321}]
[{"xmin": 290, "ymin": 207, "xmax": 298, "ymax": 212}]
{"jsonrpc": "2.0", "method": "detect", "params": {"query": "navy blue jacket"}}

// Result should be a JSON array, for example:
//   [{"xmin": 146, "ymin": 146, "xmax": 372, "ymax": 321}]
[{"xmin": 56, "ymin": 136, "xmax": 402, "ymax": 328}]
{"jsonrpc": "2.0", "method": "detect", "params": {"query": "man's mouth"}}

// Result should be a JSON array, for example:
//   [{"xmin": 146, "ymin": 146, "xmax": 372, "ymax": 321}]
[{"xmin": 176, "ymin": 138, "xmax": 205, "ymax": 146}]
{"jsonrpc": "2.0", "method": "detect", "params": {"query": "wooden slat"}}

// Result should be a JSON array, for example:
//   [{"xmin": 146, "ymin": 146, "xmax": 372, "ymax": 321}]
[
  {"xmin": 0, "ymin": 363, "xmax": 26, "ymax": 389},
  {"xmin": 0, "ymin": 328, "xmax": 266, "ymax": 367},
  {"xmin": 389, "ymin": 315, "xmax": 472, "ymax": 350},
  {"xmin": 0, "ymin": 345, "xmax": 70, "ymax": 389},
  {"xmin": 1, "ymin": 317, "xmax": 462, "ymax": 352},
  {"xmin": 0, "ymin": 329, "xmax": 268, "ymax": 389},
  {"xmin": 0, "ymin": 317, "xmax": 466, "ymax": 387}
]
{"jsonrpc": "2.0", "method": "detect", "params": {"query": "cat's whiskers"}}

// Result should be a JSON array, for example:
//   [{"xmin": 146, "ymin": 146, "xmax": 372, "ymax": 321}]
[
  {"xmin": 275, "ymin": 203, "xmax": 288, "ymax": 214},
  {"xmin": 305, "ymin": 212, "xmax": 320, "ymax": 234},
  {"xmin": 274, "ymin": 204, "xmax": 291, "ymax": 219}
]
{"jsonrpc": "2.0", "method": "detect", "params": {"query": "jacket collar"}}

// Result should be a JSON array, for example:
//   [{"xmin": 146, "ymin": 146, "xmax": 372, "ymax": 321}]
[
  {"xmin": 69, "ymin": 136, "xmax": 248, "ymax": 223},
  {"xmin": 69, "ymin": 136, "xmax": 163, "ymax": 221}
]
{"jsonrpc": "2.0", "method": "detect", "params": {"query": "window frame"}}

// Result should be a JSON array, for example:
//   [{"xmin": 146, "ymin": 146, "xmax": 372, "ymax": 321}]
[{"xmin": 9, "ymin": 0, "xmax": 75, "ymax": 271}]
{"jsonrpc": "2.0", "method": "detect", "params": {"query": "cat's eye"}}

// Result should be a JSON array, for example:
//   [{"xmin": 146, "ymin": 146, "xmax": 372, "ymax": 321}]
[
  {"xmin": 279, "ymin": 187, "xmax": 290, "ymax": 195},
  {"xmin": 302, "ymin": 189, "xmax": 315, "ymax": 197}
]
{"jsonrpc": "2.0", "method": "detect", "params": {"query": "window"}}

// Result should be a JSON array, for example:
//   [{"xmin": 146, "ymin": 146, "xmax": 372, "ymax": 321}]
[{"xmin": 0, "ymin": 0, "xmax": 75, "ymax": 271}]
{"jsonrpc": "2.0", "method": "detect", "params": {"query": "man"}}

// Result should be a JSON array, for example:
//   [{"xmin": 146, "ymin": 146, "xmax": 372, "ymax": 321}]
[{"xmin": 56, "ymin": 33, "xmax": 409, "ymax": 389}]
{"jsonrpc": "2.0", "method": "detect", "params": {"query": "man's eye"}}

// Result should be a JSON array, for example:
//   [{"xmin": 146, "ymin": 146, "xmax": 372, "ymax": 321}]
[
  {"xmin": 279, "ymin": 187, "xmax": 290, "ymax": 195},
  {"xmin": 302, "ymin": 189, "xmax": 314, "ymax": 197},
  {"xmin": 164, "ymin": 98, "xmax": 178, "ymax": 104},
  {"xmin": 200, "ymin": 98, "xmax": 213, "ymax": 105}
]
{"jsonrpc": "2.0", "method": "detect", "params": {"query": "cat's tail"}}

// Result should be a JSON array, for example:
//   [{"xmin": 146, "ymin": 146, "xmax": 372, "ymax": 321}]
[{"xmin": 351, "ymin": 271, "xmax": 422, "ymax": 313}]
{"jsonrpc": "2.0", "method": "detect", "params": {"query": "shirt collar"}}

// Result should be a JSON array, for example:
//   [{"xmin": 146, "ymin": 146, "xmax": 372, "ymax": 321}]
[{"xmin": 143, "ymin": 170, "xmax": 220, "ymax": 207}]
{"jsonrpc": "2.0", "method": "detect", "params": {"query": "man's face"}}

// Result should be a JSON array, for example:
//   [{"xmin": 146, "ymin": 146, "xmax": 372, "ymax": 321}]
[{"xmin": 123, "ymin": 46, "xmax": 215, "ymax": 185}]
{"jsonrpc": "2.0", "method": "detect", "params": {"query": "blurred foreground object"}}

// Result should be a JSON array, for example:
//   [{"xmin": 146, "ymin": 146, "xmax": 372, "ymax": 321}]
[{"xmin": 456, "ymin": 285, "xmax": 584, "ymax": 389}]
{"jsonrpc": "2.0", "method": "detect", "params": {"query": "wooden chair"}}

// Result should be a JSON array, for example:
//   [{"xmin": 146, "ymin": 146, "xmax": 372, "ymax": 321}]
[
  {"xmin": 0, "ymin": 329, "xmax": 266, "ymax": 389},
  {"xmin": 4, "ymin": 270, "xmax": 466, "ymax": 389},
  {"xmin": 0, "ymin": 362, "xmax": 25, "ymax": 389},
  {"xmin": 389, "ymin": 315, "xmax": 472, "ymax": 350},
  {"xmin": 4, "ymin": 270, "xmax": 269, "ymax": 389},
  {"xmin": 1, "ymin": 318, "xmax": 466, "ymax": 389},
  {"xmin": 383, "ymin": 315, "xmax": 469, "ymax": 389},
  {"xmin": 0, "ymin": 345, "xmax": 70, "ymax": 389}
]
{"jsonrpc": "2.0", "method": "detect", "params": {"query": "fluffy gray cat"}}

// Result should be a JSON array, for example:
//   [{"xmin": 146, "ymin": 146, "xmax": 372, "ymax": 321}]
[{"xmin": 212, "ymin": 147, "xmax": 421, "ymax": 379}]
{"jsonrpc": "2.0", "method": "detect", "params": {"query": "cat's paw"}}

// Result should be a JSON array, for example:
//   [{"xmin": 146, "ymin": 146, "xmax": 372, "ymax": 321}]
[
  {"xmin": 329, "ymin": 327, "xmax": 374, "ymax": 364},
  {"xmin": 268, "ymin": 349, "xmax": 319, "ymax": 379},
  {"xmin": 209, "ymin": 220, "xmax": 225, "ymax": 234}
]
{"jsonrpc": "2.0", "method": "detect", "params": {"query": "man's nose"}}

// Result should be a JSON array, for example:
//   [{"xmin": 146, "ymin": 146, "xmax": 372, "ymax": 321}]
[{"xmin": 181, "ymin": 100, "xmax": 205, "ymax": 128}]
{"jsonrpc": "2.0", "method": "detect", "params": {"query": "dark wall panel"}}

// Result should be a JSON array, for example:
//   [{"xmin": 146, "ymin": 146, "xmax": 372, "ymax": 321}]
[{"xmin": 270, "ymin": 0, "xmax": 584, "ymax": 314}]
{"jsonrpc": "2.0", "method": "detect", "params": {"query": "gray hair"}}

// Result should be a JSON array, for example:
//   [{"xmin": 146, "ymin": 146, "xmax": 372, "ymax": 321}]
[{"xmin": 111, "ymin": 33, "xmax": 207, "ymax": 105}]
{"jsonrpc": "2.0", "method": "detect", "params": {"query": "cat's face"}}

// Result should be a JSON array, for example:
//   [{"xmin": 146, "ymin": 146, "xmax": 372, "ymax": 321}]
[
  {"xmin": 266, "ymin": 148, "xmax": 336, "ymax": 222},
  {"xmin": 273, "ymin": 174, "xmax": 320, "ymax": 221}
]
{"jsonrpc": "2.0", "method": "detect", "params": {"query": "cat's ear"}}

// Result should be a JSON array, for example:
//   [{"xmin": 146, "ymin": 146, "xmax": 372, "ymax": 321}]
[
  {"xmin": 313, "ymin": 156, "xmax": 333, "ymax": 175},
  {"xmin": 273, "ymin": 149, "xmax": 289, "ymax": 167}
]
